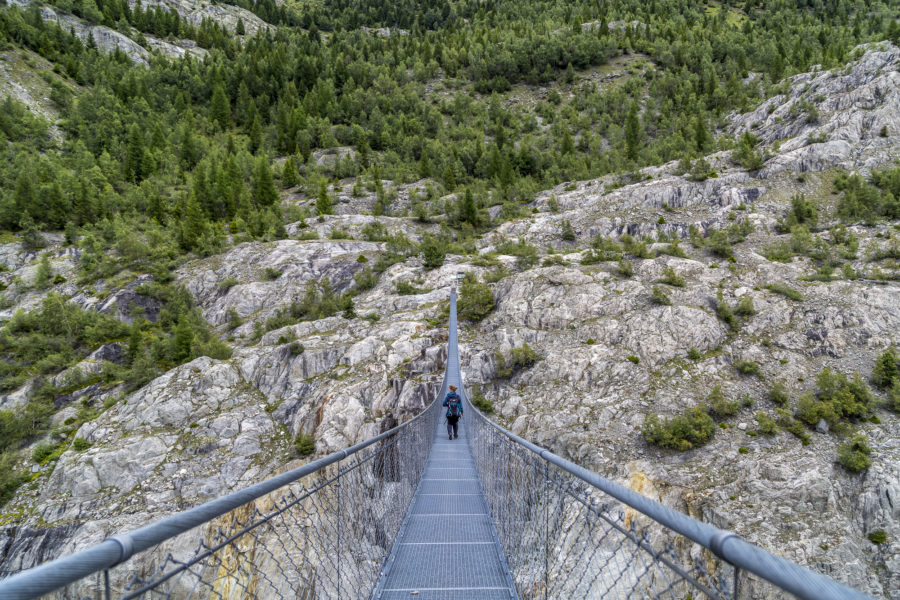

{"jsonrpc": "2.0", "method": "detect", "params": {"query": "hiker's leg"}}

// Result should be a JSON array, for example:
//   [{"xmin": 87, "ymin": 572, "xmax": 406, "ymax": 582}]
[{"xmin": 447, "ymin": 419, "xmax": 453, "ymax": 438}]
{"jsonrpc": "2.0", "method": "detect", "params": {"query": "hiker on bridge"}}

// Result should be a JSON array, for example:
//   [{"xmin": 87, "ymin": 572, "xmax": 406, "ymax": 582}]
[{"xmin": 443, "ymin": 385, "xmax": 463, "ymax": 440}]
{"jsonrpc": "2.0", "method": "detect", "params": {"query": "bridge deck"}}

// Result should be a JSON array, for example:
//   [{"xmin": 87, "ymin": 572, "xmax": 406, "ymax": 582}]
[{"xmin": 375, "ymin": 418, "xmax": 516, "ymax": 599}]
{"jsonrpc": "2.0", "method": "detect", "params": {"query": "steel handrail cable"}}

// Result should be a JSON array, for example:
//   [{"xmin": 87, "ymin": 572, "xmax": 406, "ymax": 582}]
[
  {"xmin": 0, "ymin": 391, "xmax": 442, "ymax": 600},
  {"xmin": 461, "ymin": 388, "xmax": 873, "ymax": 600}
]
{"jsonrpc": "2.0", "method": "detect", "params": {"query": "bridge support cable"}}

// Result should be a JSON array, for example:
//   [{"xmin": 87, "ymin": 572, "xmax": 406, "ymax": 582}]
[
  {"xmin": 463, "ymin": 369, "xmax": 874, "ymax": 598},
  {"xmin": 0, "ymin": 372, "xmax": 443, "ymax": 598}
]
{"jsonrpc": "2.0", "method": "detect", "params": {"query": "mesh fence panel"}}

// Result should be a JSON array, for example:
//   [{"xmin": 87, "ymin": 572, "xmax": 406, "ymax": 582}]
[
  {"xmin": 468, "ymin": 408, "xmax": 747, "ymax": 600},
  {"xmin": 31, "ymin": 400, "xmax": 438, "ymax": 600}
]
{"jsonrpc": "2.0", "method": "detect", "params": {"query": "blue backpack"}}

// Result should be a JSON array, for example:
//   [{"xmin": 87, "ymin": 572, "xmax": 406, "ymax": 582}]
[{"xmin": 446, "ymin": 393, "xmax": 461, "ymax": 417}]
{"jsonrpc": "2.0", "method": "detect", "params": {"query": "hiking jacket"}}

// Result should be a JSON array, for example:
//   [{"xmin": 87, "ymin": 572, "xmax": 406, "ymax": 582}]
[{"xmin": 443, "ymin": 392, "xmax": 463, "ymax": 418}]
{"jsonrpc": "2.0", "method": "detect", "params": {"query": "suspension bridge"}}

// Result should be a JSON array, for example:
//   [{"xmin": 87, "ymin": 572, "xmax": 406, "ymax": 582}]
[{"xmin": 0, "ymin": 291, "xmax": 873, "ymax": 599}]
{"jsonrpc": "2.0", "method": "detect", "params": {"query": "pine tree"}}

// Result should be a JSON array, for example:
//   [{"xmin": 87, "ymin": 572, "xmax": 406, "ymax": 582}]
[
  {"xmin": 316, "ymin": 180, "xmax": 334, "ymax": 216},
  {"xmin": 252, "ymin": 156, "xmax": 279, "ymax": 206},
  {"xmin": 459, "ymin": 187, "xmax": 479, "ymax": 227},
  {"xmin": 123, "ymin": 124, "xmax": 146, "ymax": 182},
  {"xmin": 872, "ymin": 347, "xmax": 899, "ymax": 389},
  {"xmin": 625, "ymin": 102, "xmax": 640, "ymax": 161},
  {"xmin": 282, "ymin": 156, "xmax": 298, "ymax": 188},
  {"xmin": 248, "ymin": 113, "xmax": 262, "ymax": 153},
  {"xmin": 694, "ymin": 111, "xmax": 709, "ymax": 152},
  {"xmin": 209, "ymin": 84, "xmax": 231, "ymax": 130},
  {"xmin": 235, "ymin": 18, "xmax": 246, "ymax": 35}
]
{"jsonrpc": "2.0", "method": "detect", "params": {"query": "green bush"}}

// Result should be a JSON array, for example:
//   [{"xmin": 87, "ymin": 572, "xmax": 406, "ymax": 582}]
[
  {"xmin": 687, "ymin": 347, "xmax": 702, "ymax": 360},
  {"xmin": 420, "ymin": 234, "xmax": 447, "ymax": 270},
  {"xmin": 754, "ymin": 411, "xmax": 777, "ymax": 436},
  {"xmin": 617, "ymin": 259, "xmax": 634, "ymax": 277},
  {"xmin": 837, "ymin": 433, "xmax": 871, "ymax": 472},
  {"xmin": 458, "ymin": 277, "xmax": 495, "ymax": 322},
  {"xmin": 218, "ymin": 276, "xmax": 240, "ymax": 290},
  {"xmin": 768, "ymin": 382, "xmax": 789, "ymax": 406},
  {"xmin": 776, "ymin": 408, "xmax": 810, "ymax": 445},
  {"xmin": 642, "ymin": 407, "xmax": 716, "ymax": 451},
  {"xmin": 353, "ymin": 266, "xmax": 378, "ymax": 291},
  {"xmin": 627, "ymin": 355, "xmax": 640, "ymax": 364},
  {"xmin": 871, "ymin": 346, "xmax": 899, "ymax": 389},
  {"xmin": 294, "ymin": 433, "xmax": 316, "ymax": 456},
  {"xmin": 765, "ymin": 282, "xmax": 804, "ymax": 301},
  {"xmin": 32, "ymin": 442, "xmax": 57, "ymax": 463},
  {"xmin": 560, "ymin": 220, "xmax": 576, "ymax": 241},
  {"xmin": 660, "ymin": 266, "xmax": 685, "ymax": 287},
  {"xmin": 72, "ymin": 437, "xmax": 91, "ymax": 451},
  {"xmin": 735, "ymin": 360, "xmax": 761, "ymax": 376},
  {"xmin": 650, "ymin": 286, "xmax": 671, "ymax": 305},
  {"xmin": 263, "ymin": 267, "xmax": 282, "ymax": 280},
  {"xmin": 707, "ymin": 385, "xmax": 739, "ymax": 418},
  {"xmin": 470, "ymin": 386, "xmax": 494, "ymax": 413},
  {"xmin": 395, "ymin": 280, "xmax": 426, "ymax": 295},
  {"xmin": 715, "ymin": 290, "xmax": 738, "ymax": 331},
  {"xmin": 889, "ymin": 378, "xmax": 900, "ymax": 412},
  {"xmin": 495, "ymin": 342, "xmax": 540, "ymax": 378},
  {"xmin": 867, "ymin": 530, "xmax": 887, "ymax": 544},
  {"xmin": 496, "ymin": 238, "xmax": 539, "ymax": 269},
  {"xmin": 735, "ymin": 296, "xmax": 755, "ymax": 317}
]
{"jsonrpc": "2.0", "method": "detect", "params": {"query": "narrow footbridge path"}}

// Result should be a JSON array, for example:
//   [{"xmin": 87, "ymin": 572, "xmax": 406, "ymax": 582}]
[
  {"xmin": 0, "ymin": 292, "xmax": 873, "ymax": 600},
  {"xmin": 374, "ymin": 292, "xmax": 515, "ymax": 598}
]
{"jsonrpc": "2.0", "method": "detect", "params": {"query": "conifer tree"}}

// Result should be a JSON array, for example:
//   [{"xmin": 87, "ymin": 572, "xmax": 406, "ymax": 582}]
[
  {"xmin": 209, "ymin": 84, "xmax": 231, "ymax": 130},
  {"xmin": 625, "ymin": 102, "xmax": 640, "ymax": 161},
  {"xmin": 316, "ymin": 180, "xmax": 333, "ymax": 216},
  {"xmin": 252, "ymin": 156, "xmax": 279, "ymax": 206},
  {"xmin": 282, "ymin": 156, "xmax": 298, "ymax": 188}
]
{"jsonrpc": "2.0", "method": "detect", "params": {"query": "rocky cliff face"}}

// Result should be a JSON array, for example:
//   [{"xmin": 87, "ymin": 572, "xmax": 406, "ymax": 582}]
[{"xmin": 1, "ymin": 43, "xmax": 898, "ymax": 598}]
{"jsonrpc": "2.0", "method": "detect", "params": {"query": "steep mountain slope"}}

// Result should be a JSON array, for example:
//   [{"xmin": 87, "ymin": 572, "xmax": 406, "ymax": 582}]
[{"xmin": 0, "ymin": 14, "xmax": 898, "ymax": 600}]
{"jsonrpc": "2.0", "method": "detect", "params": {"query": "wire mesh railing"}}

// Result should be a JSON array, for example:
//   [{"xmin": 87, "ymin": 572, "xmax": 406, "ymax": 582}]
[
  {"xmin": 0, "ymin": 397, "xmax": 440, "ymax": 600},
  {"xmin": 464, "ymin": 394, "xmax": 872, "ymax": 600}
]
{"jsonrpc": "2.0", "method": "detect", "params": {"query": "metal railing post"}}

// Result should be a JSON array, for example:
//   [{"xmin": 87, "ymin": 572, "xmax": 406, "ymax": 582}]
[{"xmin": 336, "ymin": 480, "xmax": 342, "ymax": 599}]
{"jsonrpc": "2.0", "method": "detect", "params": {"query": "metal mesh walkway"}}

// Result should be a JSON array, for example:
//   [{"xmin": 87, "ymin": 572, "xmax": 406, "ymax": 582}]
[
  {"xmin": 374, "ymin": 418, "xmax": 516, "ymax": 600},
  {"xmin": 374, "ymin": 289, "xmax": 516, "ymax": 599}
]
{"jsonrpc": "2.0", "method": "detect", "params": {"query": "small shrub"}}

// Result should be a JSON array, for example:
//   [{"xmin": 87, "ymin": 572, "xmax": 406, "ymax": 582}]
[
  {"xmin": 650, "ymin": 286, "xmax": 671, "ymax": 305},
  {"xmin": 642, "ymin": 407, "xmax": 716, "ymax": 451},
  {"xmin": 289, "ymin": 342, "xmax": 305, "ymax": 356},
  {"xmin": 738, "ymin": 446, "xmax": 749, "ymax": 454},
  {"xmin": 495, "ymin": 342, "xmax": 540, "ymax": 378},
  {"xmin": 765, "ymin": 283, "xmax": 803, "ymax": 301},
  {"xmin": 660, "ymin": 266, "xmax": 685, "ymax": 287},
  {"xmin": 871, "ymin": 346, "xmax": 899, "ymax": 389},
  {"xmin": 32, "ymin": 442, "xmax": 57, "ymax": 463},
  {"xmin": 218, "ymin": 277, "xmax": 240, "ymax": 290},
  {"xmin": 867, "ymin": 530, "xmax": 887, "ymax": 544},
  {"xmin": 420, "ymin": 235, "xmax": 447, "ymax": 270},
  {"xmin": 837, "ymin": 433, "xmax": 871, "ymax": 472},
  {"xmin": 735, "ymin": 296, "xmax": 755, "ymax": 317},
  {"xmin": 395, "ymin": 280, "xmax": 425, "ymax": 295},
  {"xmin": 263, "ymin": 267, "xmax": 282, "ymax": 281},
  {"xmin": 458, "ymin": 277, "xmax": 495, "ymax": 322},
  {"xmin": 72, "ymin": 438, "xmax": 91, "ymax": 451},
  {"xmin": 735, "ymin": 360, "xmax": 761, "ymax": 376},
  {"xmin": 617, "ymin": 259, "xmax": 634, "ymax": 277},
  {"xmin": 627, "ymin": 355, "xmax": 640, "ymax": 364},
  {"xmin": 769, "ymin": 382, "xmax": 789, "ymax": 406},
  {"xmin": 707, "ymin": 385, "xmax": 739, "ymax": 418},
  {"xmin": 330, "ymin": 228, "xmax": 352, "ymax": 240},
  {"xmin": 560, "ymin": 220, "xmax": 576, "ymax": 241},
  {"xmin": 754, "ymin": 411, "xmax": 777, "ymax": 435},
  {"xmin": 586, "ymin": 338, "xmax": 596, "ymax": 345},
  {"xmin": 470, "ymin": 386, "xmax": 494, "ymax": 413},
  {"xmin": 776, "ymin": 409, "xmax": 810, "ymax": 445},
  {"xmin": 353, "ymin": 266, "xmax": 378, "ymax": 291},
  {"xmin": 715, "ymin": 290, "xmax": 738, "ymax": 331},
  {"xmin": 294, "ymin": 433, "xmax": 316, "ymax": 456},
  {"xmin": 688, "ymin": 347, "xmax": 702, "ymax": 360}
]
